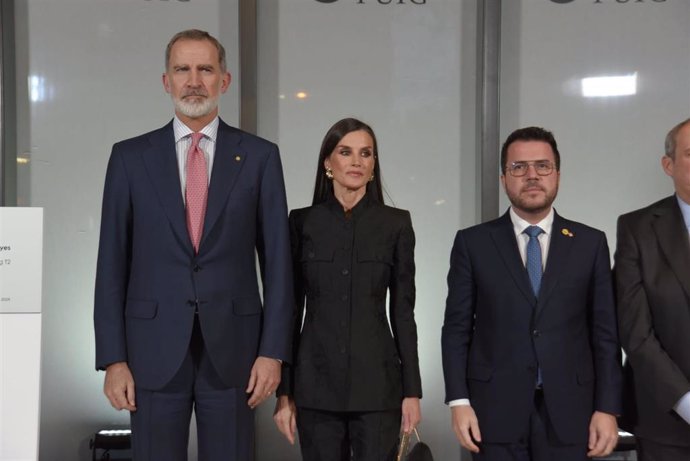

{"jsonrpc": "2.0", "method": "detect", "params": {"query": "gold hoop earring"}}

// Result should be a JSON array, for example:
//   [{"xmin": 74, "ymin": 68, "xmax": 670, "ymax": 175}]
[{"xmin": 325, "ymin": 167, "xmax": 334, "ymax": 180}]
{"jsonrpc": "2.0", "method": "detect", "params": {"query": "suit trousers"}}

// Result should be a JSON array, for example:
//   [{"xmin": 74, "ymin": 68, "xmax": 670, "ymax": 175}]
[
  {"xmin": 297, "ymin": 407, "xmax": 401, "ymax": 461},
  {"xmin": 473, "ymin": 390, "xmax": 587, "ymax": 461},
  {"xmin": 130, "ymin": 317, "xmax": 254, "ymax": 461},
  {"xmin": 637, "ymin": 437, "xmax": 690, "ymax": 461}
]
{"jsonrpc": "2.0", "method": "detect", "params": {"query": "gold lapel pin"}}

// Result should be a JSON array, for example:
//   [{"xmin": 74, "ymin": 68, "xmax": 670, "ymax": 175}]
[
  {"xmin": 561, "ymin": 228, "xmax": 574, "ymax": 237},
  {"xmin": 235, "ymin": 155, "xmax": 241, "ymax": 162}
]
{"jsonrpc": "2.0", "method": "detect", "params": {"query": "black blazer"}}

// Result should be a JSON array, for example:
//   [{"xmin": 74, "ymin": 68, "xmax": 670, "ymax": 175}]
[
  {"xmin": 615, "ymin": 195, "xmax": 690, "ymax": 446},
  {"xmin": 278, "ymin": 193, "xmax": 422, "ymax": 411},
  {"xmin": 442, "ymin": 210, "xmax": 622, "ymax": 444}
]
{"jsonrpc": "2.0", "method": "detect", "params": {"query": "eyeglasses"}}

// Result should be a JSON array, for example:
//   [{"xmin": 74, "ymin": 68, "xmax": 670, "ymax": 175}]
[{"xmin": 506, "ymin": 160, "xmax": 555, "ymax": 177}]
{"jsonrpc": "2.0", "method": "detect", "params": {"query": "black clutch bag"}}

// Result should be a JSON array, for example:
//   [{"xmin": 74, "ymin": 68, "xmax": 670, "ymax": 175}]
[{"xmin": 396, "ymin": 428, "xmax": 434, "ymax": 461}]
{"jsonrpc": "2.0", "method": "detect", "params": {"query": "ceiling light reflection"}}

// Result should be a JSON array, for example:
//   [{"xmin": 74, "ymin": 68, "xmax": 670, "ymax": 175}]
[{"xmin": 581, "ymin": 73, "xmax": 637, "ymax": 98}]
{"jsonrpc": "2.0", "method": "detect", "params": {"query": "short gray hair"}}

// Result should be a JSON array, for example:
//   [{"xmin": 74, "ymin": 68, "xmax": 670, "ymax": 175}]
[
  {"xmin": 165, "ymin": 29, "xmax": 227, "ymax": 72},
  {"xmin": 664, "ymin": 117, "xmax": 690, "ymax": 159}
]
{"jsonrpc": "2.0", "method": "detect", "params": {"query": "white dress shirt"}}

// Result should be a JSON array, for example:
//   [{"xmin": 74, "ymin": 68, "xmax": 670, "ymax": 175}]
[
  {"xmin": 173, "ymin": 115, "xmax": 219, "ymax": 201},
  {"xmin": 449, "ymin": 207, "xmax": 555, "ymax": 407}
]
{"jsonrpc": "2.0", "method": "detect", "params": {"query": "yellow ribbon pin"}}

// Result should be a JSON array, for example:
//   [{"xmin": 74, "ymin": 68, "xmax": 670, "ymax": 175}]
[{"xmin": 561, "ymin": 228, "xmax": 574, "ymax": 237}]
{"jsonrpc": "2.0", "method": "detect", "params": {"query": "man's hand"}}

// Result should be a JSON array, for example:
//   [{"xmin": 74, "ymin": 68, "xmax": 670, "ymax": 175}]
[
  {"xmin": 273, "ymin": 395, "xmax": 297, "ymax": 444},
  {"xmin": 587, "ymin": 411, "xmax": 618, "ymax": 458},
  {"xmin": 246, "ymin": 356, "xmax": 281, "ymax": 409},
  {"xmin": 104, "ymin": 361, "xmax": 136, "ymax": 412},
  {"xmin": 401, "ymin": 397, "xmax": 421, "ymax": 434},
  {"xmin": 451, "ymin": 405, "xmax": 481, "ymax": 453}
]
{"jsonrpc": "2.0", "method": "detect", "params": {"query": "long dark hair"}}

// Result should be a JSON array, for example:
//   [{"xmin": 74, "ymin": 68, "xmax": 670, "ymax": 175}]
[{"xmin": 312, "ymin": 118, "xmax": 385, "ymax": 205}]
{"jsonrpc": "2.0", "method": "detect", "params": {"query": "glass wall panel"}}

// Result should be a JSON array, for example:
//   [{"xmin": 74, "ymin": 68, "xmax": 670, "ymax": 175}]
[
  {"xmin": 500, "ymin": 0, "xmax": 690, "ymax": 243},
  {"xmin": 256, "ymin": 1, "xmax": 477, "ymax": 460}
]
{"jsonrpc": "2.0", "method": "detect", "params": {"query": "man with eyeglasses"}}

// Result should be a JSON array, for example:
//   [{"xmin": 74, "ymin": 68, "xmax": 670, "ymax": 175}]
[{"xmin": 442, "ymin": 126, "xmax": 622, "ymax": 461}]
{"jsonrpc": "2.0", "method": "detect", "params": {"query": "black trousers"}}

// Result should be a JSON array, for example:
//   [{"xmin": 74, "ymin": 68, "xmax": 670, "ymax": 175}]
[
  {"xmin": 472, "ymin": 389, "xmax": 588, "ymax": 461},
  {"xmin": 130, "ymin": 317, "xmax": 254, "ymax": 461},
  {"xmin": 297, "ymin": 407, "xmax": 401, "ymax": 461},
  {"xmin": 637, "ymin": 437, "xmax": 690, "ymax": 461}
]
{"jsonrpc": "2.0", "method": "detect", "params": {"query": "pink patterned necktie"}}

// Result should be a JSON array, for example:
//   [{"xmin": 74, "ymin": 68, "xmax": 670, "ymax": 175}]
[{"xmin": 185, "ymin": 132, "xmax": 208, "ymax": 253}]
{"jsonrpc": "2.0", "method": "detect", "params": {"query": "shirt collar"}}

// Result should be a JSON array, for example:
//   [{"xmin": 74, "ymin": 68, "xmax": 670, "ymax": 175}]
[
  {"xmin": 326, "ymin": 191, "xmax": 372, "ymax": 219},
  {"xmin": 676, "ymin": 194, "xmax": 690, "ymax": 230},
  {"xmin": 173, "ymin": 115, "xmax": 219, "ymax": 143},
  {"xmin": 509, "ymin": 206, "xmax": 555, "ymax": 236}
]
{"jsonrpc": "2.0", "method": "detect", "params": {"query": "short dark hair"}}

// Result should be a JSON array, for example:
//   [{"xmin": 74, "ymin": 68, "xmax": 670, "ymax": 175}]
[
  {"xmin": 312, "ymin": 118, "xmax": 384, "ymax": 205},
  {"xmin": 165, "ymin": 29, "xmax": 227, "ymax": 72},
  {"xmin": 500, "ymin": 126, "xmax": 561, "ymax": 174},
  {"xmin": 664, "ymin": 118, "xmax": 690, "ymax": 159}
]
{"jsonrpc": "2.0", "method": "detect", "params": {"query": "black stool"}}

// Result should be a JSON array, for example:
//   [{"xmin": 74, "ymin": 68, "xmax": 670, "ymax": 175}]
[{"xmin": 89, "ymin": 429, "xmax": 132, "ymax": 461}]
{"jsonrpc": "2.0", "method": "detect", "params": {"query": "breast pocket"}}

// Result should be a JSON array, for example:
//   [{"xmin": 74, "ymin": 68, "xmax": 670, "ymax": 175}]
[
  {"xmin": 301, "ymin": 246, "xmax": 335, "ymax": 296},
  {"xmin": 357, "ymin": 247, "xmax": 393, "ymax": 298}
]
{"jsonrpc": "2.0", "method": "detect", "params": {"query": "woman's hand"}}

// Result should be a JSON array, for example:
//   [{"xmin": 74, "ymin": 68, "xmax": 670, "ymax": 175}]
[
  {"xmin": 273, "ymin": 395, "xmax": 298, "ymax": 444},
  {"xmin": 401, "ymin": 397, "xmax": 422, "ymax": 434}
]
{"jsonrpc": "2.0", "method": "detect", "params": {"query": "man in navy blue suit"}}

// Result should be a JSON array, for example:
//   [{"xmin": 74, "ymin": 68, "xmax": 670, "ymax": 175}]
[
  {"xmin": 94, "ymin": 29, "xmax": 292, "ymax": 460},
  {"xmin": 441, "ymin": 127, "xmax": 622, "ymax": 460}
]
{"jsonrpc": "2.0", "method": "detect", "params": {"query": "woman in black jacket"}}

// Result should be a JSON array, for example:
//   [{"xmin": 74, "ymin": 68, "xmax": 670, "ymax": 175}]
[{"xmin": 274, "ymin": 118, "xmax": 422, "ymax": 461}]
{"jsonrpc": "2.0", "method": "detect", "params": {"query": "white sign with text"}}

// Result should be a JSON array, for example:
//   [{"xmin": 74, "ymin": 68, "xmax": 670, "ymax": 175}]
[{"xmin": 0, "ymin": 208, "xmax": 43, "ymax": 313}]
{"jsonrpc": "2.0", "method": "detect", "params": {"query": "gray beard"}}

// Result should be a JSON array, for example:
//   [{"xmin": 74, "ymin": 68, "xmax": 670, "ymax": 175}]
[{"xmin": 172, "ymin": 95, "xmax": 218, "ymax": 119}]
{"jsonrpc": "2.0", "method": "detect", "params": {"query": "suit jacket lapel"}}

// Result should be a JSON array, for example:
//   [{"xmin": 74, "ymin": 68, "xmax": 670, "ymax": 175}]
[
  {"xmin": 652, "ymin": 197, "xmax": 690, "ymax": 301},
  {"xmin": 141, "ymin": 122, "xmax": 192, "ymax": 254},
  {"xmin": 536, "ymin": 212, "xmax": 575, "ymax": 317},
  {"xmin": 199, "ymin": 120, "xmax": 244, "ymax": 251},
  {"xmin": 489, "ymin": 212, "xmax": 536, "ymax": 306}
]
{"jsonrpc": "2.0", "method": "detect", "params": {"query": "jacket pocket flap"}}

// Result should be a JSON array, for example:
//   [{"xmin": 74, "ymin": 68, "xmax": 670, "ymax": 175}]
[
  {"xmin": 233, "ymin": 297, "xmax": 262, "ymax": 315},
  {"xmin": 125, "ymin": 299, "xmax": 158, "ymax": 319},
  {"xmin": 356, "ymin": 248, "xmax": 393, "ymax": 265},
  {"xmin": 468, "ymin": 364, "xmax": 493, "ymax": 382},
  {"xmin": 300, "ymin": 246, "xmax": 334, "ymax": 262}
]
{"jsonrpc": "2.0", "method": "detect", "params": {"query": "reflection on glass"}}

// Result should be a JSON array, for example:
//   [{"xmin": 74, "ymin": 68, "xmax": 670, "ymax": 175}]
[
  {"xmin": 28, "ymin": 75, "xmax": 46, "ymax": 102},
  {"xmin": 581, "ymin": 73, "xmax": 637, "ymax": 98}
]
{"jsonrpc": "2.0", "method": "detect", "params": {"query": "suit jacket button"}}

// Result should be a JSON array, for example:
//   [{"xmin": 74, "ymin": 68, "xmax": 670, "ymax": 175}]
[
  {"xmin": 193, "ymin": 265, "xmax": 201, "ymax": 272},
  {"xmin": 341, "ymin": 268, "xmax": 349, "ymax": 276},
  {"xmin": 532, "ymin": 329, "xmax": 540, "ymax": 337}
]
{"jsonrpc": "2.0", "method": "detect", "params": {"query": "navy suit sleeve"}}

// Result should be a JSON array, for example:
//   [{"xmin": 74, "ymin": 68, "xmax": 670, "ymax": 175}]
[
  {"xmin": 94, "ymin": 146, "xmax": 132, "ymax": 370},
  {"xmin": 441, "ymin": 230, "xmax": 476, "ymax": 402},
  {"xmin": 255, "ymin": 144, "xmax": 294, "ymax": 362},
  {"xmin": 589, "ymin": 232, "xmax": 623, "ymax": 415},
  {"xmin": 277, "ymin": 210, "xmax": 306, "ymax": 396}
]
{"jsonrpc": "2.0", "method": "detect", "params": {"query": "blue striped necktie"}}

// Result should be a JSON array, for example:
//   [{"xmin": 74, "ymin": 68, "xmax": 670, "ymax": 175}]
[
  {"xmin": 524, "ymin": 225, "xmax": 544, "ymax": 387},
  {"xmin": 524, "ymin": 225, "xmax": 544, "ymax": 296}
]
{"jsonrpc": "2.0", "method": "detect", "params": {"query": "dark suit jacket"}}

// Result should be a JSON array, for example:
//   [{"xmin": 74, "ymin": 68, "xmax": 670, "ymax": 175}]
[
  {"xmin": 442, "ymin": 210, "xmax": 622, "ymax": 444},
  {"xmin": 615, "ymin": 195, "xmax": 690, "ymax": 445},
  {"xmin": 94, "ymin": 119, "xmax": 293, "ymax": 391},
  {"xmin": 278, "ymin": 194, "xmax": 422, "ymax": 411}
]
